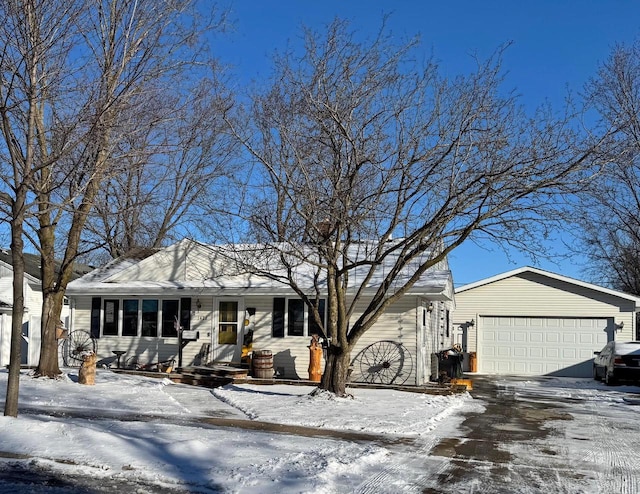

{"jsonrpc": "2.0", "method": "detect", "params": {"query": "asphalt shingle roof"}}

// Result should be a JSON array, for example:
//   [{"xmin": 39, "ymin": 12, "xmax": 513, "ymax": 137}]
[{"xmin": 0, "ymin": 249, "xmax": 94, "ymax": 281}]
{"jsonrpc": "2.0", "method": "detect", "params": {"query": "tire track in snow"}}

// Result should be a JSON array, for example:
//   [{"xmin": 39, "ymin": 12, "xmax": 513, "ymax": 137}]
[
  {"xmin": 351, "ymin": 437, "xmax": 449, "ymax": 494},
  {"xmin": 573, "ymin": 399, "xmax": 640, "ymax": 493},
  {"xmin": 352, "ymin": 398, "xmax": 478, "ymax": 493}
]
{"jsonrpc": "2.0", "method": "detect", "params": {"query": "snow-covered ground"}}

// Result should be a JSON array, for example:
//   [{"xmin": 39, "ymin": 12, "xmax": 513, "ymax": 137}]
[
  {"xmin": 2, "ymin": 369, "xmax": 640, "ymax": 493},
  {"xmin": 0, "ymin": 369, "xmax": 476, "ymax": 493}
]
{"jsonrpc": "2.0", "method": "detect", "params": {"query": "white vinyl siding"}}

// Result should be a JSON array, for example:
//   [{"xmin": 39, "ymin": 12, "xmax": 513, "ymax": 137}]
[
  {"xmin": 71, "ymin": 292, "xmax": 437, "ymax": 384},
  {"xmin": 247, "ymin": 295, "xmax": 424, "ymax": 383},
  {"xmin": 455, "ymin": 272, "xmax": 636, "ymax": 354}
]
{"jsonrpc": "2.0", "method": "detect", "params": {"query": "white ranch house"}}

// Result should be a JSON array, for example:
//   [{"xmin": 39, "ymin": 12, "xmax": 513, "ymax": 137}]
[{"xmin": 65, "ymin": 239, "xmax": 455, "ymax": 384}]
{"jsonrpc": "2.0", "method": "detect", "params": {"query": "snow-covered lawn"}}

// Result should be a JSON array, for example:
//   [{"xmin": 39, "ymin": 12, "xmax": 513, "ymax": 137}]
[
  {"xmin": 0, "ymin": 369, "xmax": 476, "ymax": 493},
  {"xmin": 6, "ymin": 370, "xmax": 638, "ymax": 493}
]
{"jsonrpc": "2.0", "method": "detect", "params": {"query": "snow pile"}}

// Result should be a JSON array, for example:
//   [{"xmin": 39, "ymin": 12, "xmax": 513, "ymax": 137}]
[{"xmin": 212, "ymin": 383, "xmax": 469, "ymax": 436}]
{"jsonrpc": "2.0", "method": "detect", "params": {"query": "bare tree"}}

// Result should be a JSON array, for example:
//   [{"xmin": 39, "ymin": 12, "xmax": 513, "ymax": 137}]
[
  {"xmin": 0, "ymin": 0, "xmax": 85, "ymax": 416},
  {"xmin": 0, "ymin": 0, "xmax": 230, "ymax": 406},
  {"xmin": 574, "ymin": 40, "xmax": 640, "ymax": 295},
  {"xmin": 81, "ymin": 74, "xmax": 236, "ymax": 264},
  {"xmin": 226, "ymin": 19, "xmax": 604, "ymax": 396}
]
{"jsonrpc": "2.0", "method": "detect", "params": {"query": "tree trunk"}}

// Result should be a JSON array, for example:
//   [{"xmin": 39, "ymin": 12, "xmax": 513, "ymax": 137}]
[
  {"xmin": 5, "ymin": 223, "xmax": 26, "ymax": 417},
  {"xmin": 319, "ymin": 344, "xmax": 352, "ymax": 396},
  {"xmin": 34, "ymin": 291, "xmax": 63, "ymax": 377}
]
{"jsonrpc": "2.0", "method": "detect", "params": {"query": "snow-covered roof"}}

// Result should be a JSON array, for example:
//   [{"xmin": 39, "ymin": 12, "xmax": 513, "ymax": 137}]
[
  {"xmin": 0, "ymin": 249, "xmax": 93, "ymax": 282},
  {"xmin": 455, "ymin": 266, "xmax": 640, "ymax": 303},
  {"xmin": 67, "ymin": 239, "xmax": 453, "ymax": 298}
]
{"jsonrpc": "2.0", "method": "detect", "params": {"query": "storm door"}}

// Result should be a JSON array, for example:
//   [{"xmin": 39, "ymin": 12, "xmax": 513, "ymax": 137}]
[{"xmin": 212, "ymin": 298, "xmax": 244, "ymax": 362}]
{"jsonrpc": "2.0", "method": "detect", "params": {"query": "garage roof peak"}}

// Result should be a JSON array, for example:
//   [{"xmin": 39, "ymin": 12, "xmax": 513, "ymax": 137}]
[{"xmin": 455, "ymin": 266, "xmax": 640, "ymax": 304}]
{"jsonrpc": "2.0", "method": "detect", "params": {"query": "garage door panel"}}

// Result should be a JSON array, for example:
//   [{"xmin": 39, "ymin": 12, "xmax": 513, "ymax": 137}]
[
  {"xmin": 513, "ymin": 332, "xmax": 526, "ymax": 342},
  {"xmin": 579, "ymin": 333, "xmax": 595, "ymax": 344},
  {"xmin": 513, "ymin": 362, "xmax": 527, "ymax": 373},
  {"xmin": 481, "ymin": 345, "xmax": 496, "ymax": 357},
  {"xmin": 483, "ymin": 330, "xmax": 497, "ymax": 342},
  {"xmin": 529, "ymin": 347, "xmax": 543, "ymax": 358},
  {"xmin": 546, "ymin": 333, "xmax": 560, "ymax": 343},
  {"xmin": 497, "ymin": 332, "xmax": 511, "ymax": 342},
  {"xmin": 530, "ymin": 332, "xmax": 544, "ymax": 343},
  {"xmin": 544, "ymin": 363, "xmax": 561, "ymax": 373},
  {"xmin": 479, "ymin": 316, "xmax": 609, "ymax": 377},
  {"xmin": 547, "ymin": 348, "xmax": 559, "ymax": 358},
  {"xmin": 578, "ymin": 349, "xmax": 593, "ymax": 359},
  {"xmin": 496, "ymin": 361, "xmax": 511, "ymax": 372},
  {"xmin": 529, "ymin": 362, "xmax": 544, "ymax": 374}
]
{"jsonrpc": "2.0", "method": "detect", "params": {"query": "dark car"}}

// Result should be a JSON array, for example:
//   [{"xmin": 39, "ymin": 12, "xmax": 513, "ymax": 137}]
[{"xmin": 593, "ymin": 341, "xmax": 640, "ymax": 385}]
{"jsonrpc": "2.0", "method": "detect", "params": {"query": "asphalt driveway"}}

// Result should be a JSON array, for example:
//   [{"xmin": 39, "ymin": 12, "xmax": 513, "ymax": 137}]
[{"xmin": 421, "ymin": 375, "xmax": 640, "ymax": 493}]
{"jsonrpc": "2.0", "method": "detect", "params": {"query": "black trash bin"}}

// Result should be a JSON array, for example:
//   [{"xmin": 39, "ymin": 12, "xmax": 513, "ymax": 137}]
[{"xmin": 438, "ymin": 348, "xmax": 463, "ymax": 381}]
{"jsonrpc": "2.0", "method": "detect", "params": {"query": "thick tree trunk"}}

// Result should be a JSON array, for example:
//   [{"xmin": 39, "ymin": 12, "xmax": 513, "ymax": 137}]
[
  {"xmin": 5, "ymin": 297, "xmax": 23, "ymax": 417},
  {"xmin": 34, "ymin": 291, "xmax": 63, "ymax": 377},
  {"xmin": 5, "ymin": 226, "xmax": 25, "ymax": 417},
  {"xmin": 318, "ymin": 345, "xmax": 352, "ymax": 396}
]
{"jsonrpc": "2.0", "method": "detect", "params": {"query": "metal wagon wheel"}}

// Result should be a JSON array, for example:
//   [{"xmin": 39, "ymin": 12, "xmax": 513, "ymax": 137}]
[
  {"xmin": 60, "ymin": 330, "xmax": 97, "ymax": 367},
  {"xmin": 349, "ymin": 340, "xmax": 413, "ymax": 385},
  {"xmin": 123, "ymin": 356, "xmax": 141, "ymax": 370}
]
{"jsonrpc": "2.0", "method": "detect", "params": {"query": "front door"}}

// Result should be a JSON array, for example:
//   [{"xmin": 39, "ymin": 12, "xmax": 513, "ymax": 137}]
[{"xmin": 212, "ymin": 298, "xmax": 244, "ymax": 362}]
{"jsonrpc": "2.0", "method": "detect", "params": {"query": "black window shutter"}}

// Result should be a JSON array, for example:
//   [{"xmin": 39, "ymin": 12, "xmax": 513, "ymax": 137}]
[
  {"xmin": 90, "ymin": 297, "xmax": 101, "ymax": 339},
  {"xmin": 272, "ymin": 297, "xmax": 285, "ymax": 338},
  {"xmin": 180, "ymin": 297, "xmax": 191, "ymax": 331}
]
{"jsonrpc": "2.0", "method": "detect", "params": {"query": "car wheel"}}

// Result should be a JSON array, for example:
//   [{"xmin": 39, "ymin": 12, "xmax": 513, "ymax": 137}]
[
  {"xmin": 593, "ymin": 365, "xmax": 601, "ymax": 381},
  {"xmin": 605, "ymin": 368, "xmax": 617, "ymax": 386}
]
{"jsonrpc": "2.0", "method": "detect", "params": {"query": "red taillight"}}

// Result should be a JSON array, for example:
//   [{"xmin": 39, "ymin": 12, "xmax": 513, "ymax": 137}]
[{"xmin": 614, "ymin": 357, "xmax": 625, "ymax": 365}]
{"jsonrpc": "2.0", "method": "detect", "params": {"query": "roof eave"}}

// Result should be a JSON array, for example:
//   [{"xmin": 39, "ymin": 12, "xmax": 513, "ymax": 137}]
[{"xmin": 455, "ymin": 266, "xmax": 640, "ymax": 304}]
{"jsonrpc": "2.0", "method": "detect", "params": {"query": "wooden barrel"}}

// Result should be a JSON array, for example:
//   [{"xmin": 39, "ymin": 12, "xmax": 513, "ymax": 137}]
[{"xmin": 252, "ymin": 350, "xmax": 274, "ymax": 379}]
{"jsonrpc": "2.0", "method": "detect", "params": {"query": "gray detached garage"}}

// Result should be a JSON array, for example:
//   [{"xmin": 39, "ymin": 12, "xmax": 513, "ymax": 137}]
[{"xmin": 454, "ymin": 267, "xmax": 640, "ymax": 378}]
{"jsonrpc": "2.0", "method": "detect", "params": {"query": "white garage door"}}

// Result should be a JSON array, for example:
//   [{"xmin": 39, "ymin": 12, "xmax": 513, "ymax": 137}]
[{"xmin": 479, "ymin": 316, "xmax": 610, "ymax": 377}]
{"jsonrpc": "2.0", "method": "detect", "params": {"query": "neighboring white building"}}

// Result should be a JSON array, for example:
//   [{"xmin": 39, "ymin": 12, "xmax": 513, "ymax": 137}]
[
  {"xmin": 65, "ymin": 239, "xmax": 456, "ymax": 385},
  {"xmin": 0, "ymin": 250, "xmax": 91, "ymax": 367},
  {"xmin": 454, "ymin": 267, "xmax": 640, "ymax": 378},
  {"xmin": 0, "ymin": 252, "xmax": 44, "ymax": 367}
]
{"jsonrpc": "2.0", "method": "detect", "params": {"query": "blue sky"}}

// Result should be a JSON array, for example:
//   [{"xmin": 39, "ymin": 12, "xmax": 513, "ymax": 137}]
[{"xmin": 217, "ymin": 1, "xmax": 640, "ymax": 286}]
